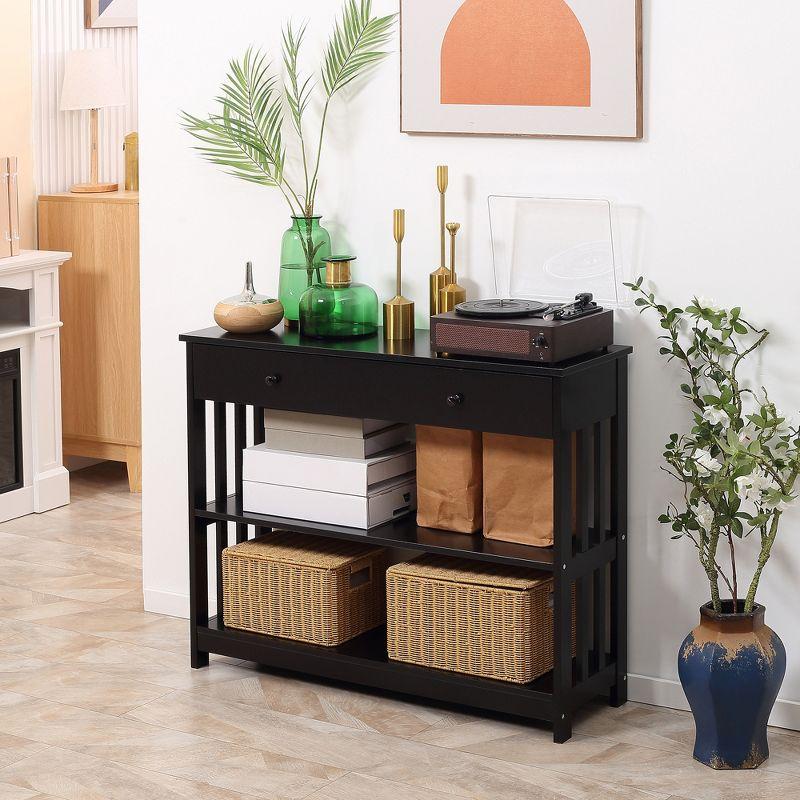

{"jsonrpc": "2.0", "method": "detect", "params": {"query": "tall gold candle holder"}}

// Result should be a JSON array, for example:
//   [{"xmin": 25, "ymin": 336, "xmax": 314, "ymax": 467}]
[
  {"xmin": 429, "ymin": 165, "xmax": 451, "ymax": 317},
  {"xmin": 439, "ymin": 222, "xmax": 467, "ymax": 313},
  {"xmin": 383, "ymin": 209, "xmax": 415, "ymax": 341}
]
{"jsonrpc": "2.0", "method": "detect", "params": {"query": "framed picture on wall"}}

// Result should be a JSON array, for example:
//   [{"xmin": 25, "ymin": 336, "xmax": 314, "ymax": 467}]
[
  {"xmin": 85, "ymin": 0, "xmax": 137, "ymax": 29},
  {"xmin": 401, "ymin": 0, "xmax": 642, "ymax": 139}
]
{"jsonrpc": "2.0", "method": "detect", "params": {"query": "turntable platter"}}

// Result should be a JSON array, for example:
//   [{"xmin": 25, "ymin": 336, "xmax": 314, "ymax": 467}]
[{"xmin": 454, "ymin": 299, "xmax": 550, "ymax": 319}]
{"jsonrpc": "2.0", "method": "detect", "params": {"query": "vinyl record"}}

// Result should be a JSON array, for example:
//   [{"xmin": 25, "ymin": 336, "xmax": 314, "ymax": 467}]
[{"xmin": 454, "ymin": 299, "xmax": 549, "ymax": 319}]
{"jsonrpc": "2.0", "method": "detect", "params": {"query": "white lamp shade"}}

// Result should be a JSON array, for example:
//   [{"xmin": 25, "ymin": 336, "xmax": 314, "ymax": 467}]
[{"xmin": 60, "ymin": 48, "xmax": 127, "ymax": 111}]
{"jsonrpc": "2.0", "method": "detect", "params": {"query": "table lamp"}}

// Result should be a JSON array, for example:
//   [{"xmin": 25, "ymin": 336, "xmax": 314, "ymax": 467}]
[{"xmin": 60, "ymin": 48, "xmax": 126, "ymax": 193}]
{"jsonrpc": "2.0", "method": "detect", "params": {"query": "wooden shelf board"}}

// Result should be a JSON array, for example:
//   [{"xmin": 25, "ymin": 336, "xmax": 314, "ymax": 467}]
[
  {"xmin": 199, "ymin": 495, "xmax": 557, "ymax": 570},
  {"xmin": 199, "ymin": 618, "xmax": 558, "ymax": 719},
  {"xmin": 198, "ymin": 618, "xmax": 616, "ymax": 719}
]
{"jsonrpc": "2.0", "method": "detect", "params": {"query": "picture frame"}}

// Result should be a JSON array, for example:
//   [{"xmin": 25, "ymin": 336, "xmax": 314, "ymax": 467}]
[
  {"xmin": 400, "ymin": 0, "xmax": 643, "ymax": 140},
  {"xmin": 84, "ymin": 0, "xmax": 137, "ymax": 30}
]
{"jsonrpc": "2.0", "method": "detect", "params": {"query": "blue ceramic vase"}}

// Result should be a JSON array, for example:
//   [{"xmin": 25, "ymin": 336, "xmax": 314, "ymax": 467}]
[{"xmin": 678, "ymin": 602, "xmax": 785, "ymax": 769}]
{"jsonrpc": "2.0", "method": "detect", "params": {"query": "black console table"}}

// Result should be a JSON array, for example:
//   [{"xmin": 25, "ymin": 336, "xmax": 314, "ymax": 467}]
[{"xmin": 180, "ymin": 326, "xmax": 631, "ymax": 743}]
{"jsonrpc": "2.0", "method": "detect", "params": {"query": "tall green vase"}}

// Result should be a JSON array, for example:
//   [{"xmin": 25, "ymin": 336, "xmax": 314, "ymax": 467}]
[{"xmin": 279, "ymin": 216, "xmax": 332, "ymax": 327}]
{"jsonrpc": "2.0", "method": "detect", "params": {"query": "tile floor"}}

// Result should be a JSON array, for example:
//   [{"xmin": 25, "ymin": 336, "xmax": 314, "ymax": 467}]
[{"xmin": 0, "ymin": 464, "xmax": 798, "ymax": 799}]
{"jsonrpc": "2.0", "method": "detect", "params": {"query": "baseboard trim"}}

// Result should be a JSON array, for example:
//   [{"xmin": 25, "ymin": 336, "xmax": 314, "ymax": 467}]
[
  {"xmin": 629, "ymin": 673, "xmax": 800, "ymax": 732},
  {"xmin": 143, "ymin": 588, "xmax": 216, "ymax": 620}
]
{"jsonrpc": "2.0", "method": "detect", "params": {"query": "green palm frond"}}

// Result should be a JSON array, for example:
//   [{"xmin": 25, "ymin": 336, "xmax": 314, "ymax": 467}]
[
  {"xmin": 322, "ymin": 0, "xmax": 396, "ymax": 98},
  {"xmin": 180, "ymin": 110, "xmax": 278, "ymax": 187},
  {"xmin": 181, "ymin": 47, "xmax": 286, "ymax": 188},
  {"xmin": 283, "ymin": 21, "xmax": 314, "ymax": 137}
]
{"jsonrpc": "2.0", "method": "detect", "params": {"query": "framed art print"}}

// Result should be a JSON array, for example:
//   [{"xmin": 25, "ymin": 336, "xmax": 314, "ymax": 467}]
[
  {"xmin": 401, "ymin": 0, "xmax": 642, "ymax": 139},
  {"xmin": 85, "ymin": 0, "xmax": 137, "ymax": 29}
]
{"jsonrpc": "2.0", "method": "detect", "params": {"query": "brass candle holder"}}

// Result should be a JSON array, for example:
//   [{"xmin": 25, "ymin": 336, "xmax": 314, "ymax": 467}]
[
  {"xmin": 439, "ymin": 222, "xmax": 467, "ymax": 313},
  {"xmin": 429, "ymin": 165, "xmax": 451, "ymax": 317},
  {"xmin": 383, "ymin": 209, "xmax": 415, "ymax": 341}
]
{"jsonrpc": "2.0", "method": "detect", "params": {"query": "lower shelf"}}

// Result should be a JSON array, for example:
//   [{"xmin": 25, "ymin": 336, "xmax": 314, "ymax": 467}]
[{"xmin": 197, "ymin": 617, "xmax": 616, "ymax": 724}]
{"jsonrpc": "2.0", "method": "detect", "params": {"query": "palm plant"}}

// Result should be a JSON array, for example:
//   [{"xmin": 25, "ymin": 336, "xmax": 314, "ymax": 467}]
[{"xmin": 180, "ymin": 0, "xmax": 396, "ymax": 281}]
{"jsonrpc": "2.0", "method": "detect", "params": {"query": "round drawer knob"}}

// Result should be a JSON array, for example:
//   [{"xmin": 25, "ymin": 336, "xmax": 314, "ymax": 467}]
[
  {"xmin": 265, "ymin": 374, "xmax": 282, "ymax": 386},
  {"xmin": 446, "ymin": 393, "xmax": 464, "ymax": 407}
]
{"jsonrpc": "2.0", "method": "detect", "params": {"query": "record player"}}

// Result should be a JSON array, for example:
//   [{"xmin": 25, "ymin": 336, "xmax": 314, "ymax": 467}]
[
  {"xmin": 431, "ymin": 294, "xmax": 614, "ymax": 364},
  {"xmin": 430, "ymin": 196, "xmax": 622, "ymax": 364}
]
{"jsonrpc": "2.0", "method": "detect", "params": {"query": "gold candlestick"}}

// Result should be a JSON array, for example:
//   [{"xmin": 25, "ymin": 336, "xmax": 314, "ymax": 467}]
[
  {"xmin": 383, "ymin": 209, "xmax": 415, "ymax": 341},
  {"xmin": 440, "ymin": 222, "xmax": 467, "ymax": 313},
  {"xmin": 429, "ymin": 165, "xmax": 451, "ymax": 316}
]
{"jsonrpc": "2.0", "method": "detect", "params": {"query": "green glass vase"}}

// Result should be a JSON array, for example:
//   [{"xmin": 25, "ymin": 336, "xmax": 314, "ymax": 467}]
[
  {"xmin": 299, "ymin": 256, "xmax": 378, "ymax": 339},
  {"xmin": 278, "ymin": 216, "xmax": 332, "ymax": 327}
]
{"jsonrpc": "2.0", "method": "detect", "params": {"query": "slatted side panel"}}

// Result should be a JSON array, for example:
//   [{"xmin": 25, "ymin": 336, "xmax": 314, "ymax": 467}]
[
  {"xmin": 571, "ymin": 420, "xmax": 612, "ymax": 686},
  {"xmin": 574, "ymin": 428, "xmax": 591, "ymax": 683},
  {"xmin": 594, "ymin": 419, "xmax": 611, "ymax": 671},
  {"xmin": 208, "ymin": 402, "xmax": 273, "ymax": 623},
  {"xmin": 31, "ymin": 0, "xmax": 138, "ymax": 194},
  {"xmin": 234, "ymin": 404, "xmax": 248, "ymax": 544},
  {"xmin": 213, "ymin": 402, "xmax": 227, "ymax": 620}
]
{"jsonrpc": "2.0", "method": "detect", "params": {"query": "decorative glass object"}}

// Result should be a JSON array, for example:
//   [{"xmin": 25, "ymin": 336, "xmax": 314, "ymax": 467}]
[
  {"xmin": 299, "ymin": 256, "xmax": 378, "ymax": 339},
  {"xmin": 214, "ymin": 262, "xmax": 284, "ymax": 334},
  {"xmin": 278, "ymin": 216, "xmax": 332, "ymax": 327}
]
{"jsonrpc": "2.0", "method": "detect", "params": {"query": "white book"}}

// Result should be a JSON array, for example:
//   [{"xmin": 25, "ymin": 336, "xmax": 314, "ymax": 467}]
[
  {"xmin": 264, "ymin": 410, "xmax": 394, "ymax": 438},
  {"xmin": 266, "ymin": 423, "xmax": 411, "ymax": 459},
  {"xmin": 243, "ymin": 473, "xmax": 417, "ymax": 529},
  {"xmin": 243, "ymin": 442, "xmax": 416, "ymax": 496}
]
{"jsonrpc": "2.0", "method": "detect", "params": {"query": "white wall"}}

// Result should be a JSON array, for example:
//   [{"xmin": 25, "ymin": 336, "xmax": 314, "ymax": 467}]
[
  {"xmin": 139, "ymin": 0, "xmax": 800, "ymax": 726},
  {"xmin": 31, "ymin": 0, "xmax": 138, "ymax": 195}
]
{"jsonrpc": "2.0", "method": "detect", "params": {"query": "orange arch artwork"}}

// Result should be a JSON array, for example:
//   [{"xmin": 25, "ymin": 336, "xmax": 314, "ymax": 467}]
[{"xmin": 441, "ymin": 0, "xmax": 591, "ymax": 107}]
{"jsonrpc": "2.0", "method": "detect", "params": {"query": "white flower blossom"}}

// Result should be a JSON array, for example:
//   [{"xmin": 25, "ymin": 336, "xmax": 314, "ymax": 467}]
[
  {"xmin": 696, "ymin": 296, "xmax": 726, "ymax": 316},
  {"xmin": 694, "ymin": 500, "xmax": 715, "ymax": 530},
  {"xmin": 735, "ymin": 470, "xmax": 779, "ymax": 504},
  {"xmin": 738, "ymin": 425, "xmax": 756, "ymax": 446},
  {"xmin": 702, "ymin": 407, "xmax": 729, "ymax": 428},
  {"xmin": 692, "ymin": 448, "xmax": 723, "ymax": 476}
]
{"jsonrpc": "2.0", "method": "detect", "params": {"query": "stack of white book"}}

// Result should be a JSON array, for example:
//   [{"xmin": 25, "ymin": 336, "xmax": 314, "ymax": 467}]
[{"xmin": 242, "ymin": 410, "xmax": 416, "ymax": 529}]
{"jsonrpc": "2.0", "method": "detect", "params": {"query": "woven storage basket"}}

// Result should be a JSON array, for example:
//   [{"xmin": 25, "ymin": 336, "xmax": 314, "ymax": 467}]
[
  {"xmin": 387, "ymin": 555, "xmax": 576, "ymax": 683},
  {"xmin": 222, "ymin": 532, "xmax": 386, "ymax": 646}
]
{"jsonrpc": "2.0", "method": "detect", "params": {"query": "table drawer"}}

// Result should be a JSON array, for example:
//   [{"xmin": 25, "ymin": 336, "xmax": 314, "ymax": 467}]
[{"xmin": 191, "ymin": 344, "xmax": 553, "ymax": 437}]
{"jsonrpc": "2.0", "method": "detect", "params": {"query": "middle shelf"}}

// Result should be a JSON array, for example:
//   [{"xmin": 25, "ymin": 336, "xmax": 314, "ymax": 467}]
[{"xmin": 199, "ymin": 494, "xmax": 557, "ymax": 570}]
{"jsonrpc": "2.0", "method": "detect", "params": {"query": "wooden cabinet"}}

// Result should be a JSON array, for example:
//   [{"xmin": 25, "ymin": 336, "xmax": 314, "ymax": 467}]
[{"xmin": 38, "ymin": 192, "xmax": 140, "ymax": 492}]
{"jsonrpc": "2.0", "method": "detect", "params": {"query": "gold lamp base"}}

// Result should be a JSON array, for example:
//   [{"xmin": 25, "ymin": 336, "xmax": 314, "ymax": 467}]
[
  {"xmin": 70, "ymin": 181, "xmax": 119, "ymax": 193},
  {"xmin": 383, "ymin": 295, "xmax": 415, "ymax": 341}
]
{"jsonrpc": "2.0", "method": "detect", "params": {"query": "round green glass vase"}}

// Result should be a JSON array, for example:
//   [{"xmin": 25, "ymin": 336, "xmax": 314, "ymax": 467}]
[
  {"xmin": 278, "ymin": 216, "xmax": 332, "ymax": 328},
  {"xmin": 299, "ymin": 256, "xmax": 379, "ymax": 340}
]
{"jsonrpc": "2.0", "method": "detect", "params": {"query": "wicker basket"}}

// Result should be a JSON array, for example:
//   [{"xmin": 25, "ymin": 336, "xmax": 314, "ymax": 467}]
[
  {"xmin": 387, "ymin": 555, "xmax": 576, "ymax": 683},
  {"xmin": 222, "ymin": 533, "xmax": 386, "ymax": 646}
]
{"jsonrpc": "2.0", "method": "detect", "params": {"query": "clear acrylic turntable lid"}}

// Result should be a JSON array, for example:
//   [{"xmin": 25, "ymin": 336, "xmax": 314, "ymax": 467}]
[{"xmin": 488, "ymin": 196, "xmax": 621, "ymax": 307}]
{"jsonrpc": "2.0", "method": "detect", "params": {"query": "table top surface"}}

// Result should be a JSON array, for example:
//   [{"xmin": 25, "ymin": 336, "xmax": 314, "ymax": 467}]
[
  {"xmin": 180, "ymin": 326, "xmax": 632, "ymax": 378},
  {"xmin": 38, "ymin": 191, "xmax": 139, "ymax": 204}
]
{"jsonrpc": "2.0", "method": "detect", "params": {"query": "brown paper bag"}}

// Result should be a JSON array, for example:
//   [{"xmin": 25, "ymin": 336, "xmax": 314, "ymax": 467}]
[
  {"xmin": 416, "ymin": 426, "xmax": 482, "ymax": 534},
  {"xmin": 483, "ymin": 433, "xmax": 563, "ymax": 547}
]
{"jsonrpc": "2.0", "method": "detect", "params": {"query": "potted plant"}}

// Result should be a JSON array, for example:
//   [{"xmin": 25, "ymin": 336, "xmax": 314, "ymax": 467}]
[
  {"xmin": 180, "ymin": 0, "xmax": 396, "ymax": 325},
  {"xmin": 628, "ymin": 278, "xmax": 798, "ymax": 770}
]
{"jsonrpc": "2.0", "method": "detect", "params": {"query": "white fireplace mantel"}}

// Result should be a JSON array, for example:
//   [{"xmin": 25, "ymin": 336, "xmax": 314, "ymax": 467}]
[{"xmin": 0, "ymin": 250, "xmax": 71, "ymax": 522}]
